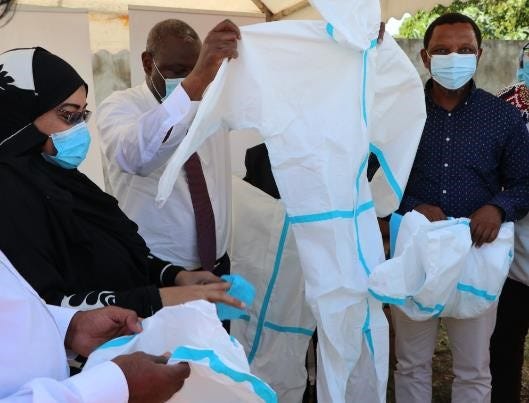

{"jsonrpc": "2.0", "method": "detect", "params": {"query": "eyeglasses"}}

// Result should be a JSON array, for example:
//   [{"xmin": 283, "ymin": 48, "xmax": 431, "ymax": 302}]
[
  {"xmin": 521, "ymin": 43, "xmax": 529, "ymax": 68},
  {"xmin": 57, "ymin": 108, "xmax": 92, "ymax": 125}
]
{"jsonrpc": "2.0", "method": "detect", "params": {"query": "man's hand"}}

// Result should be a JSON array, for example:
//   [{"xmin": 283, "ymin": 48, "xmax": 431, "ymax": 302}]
[
  {"xmin": 65, "ymin": 306, "xmax": 142, "ymax": 357},
  {"xmin": 113, "ymin": 352, "xmax": 190, "ymax": 403},
  {"xmin": 159, "ymin": 282, "xmax": 244, "ymax": 308},
  {"xmin": 469, "ymin": 204, "xmax": 503, "ymax": 247},
  {"xmin": 182, "ymin": 19, "xmax": 240, "ymax": 100},
  {"xmin": 175, "ymin": 270, "xmax": 222, "ymax": 286},
  {"xmin": 414, "ymin": 203, "xmax": 447, "ymax": 222}
]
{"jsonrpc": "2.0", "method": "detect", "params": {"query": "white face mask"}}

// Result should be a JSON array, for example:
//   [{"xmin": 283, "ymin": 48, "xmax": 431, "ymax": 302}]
[
  {"xmin": 151, "ymin": 60, "xmax": 185, "ymax": 101},
  {"xmin": 429, "ymin": 52, "xmax": 477, "ymax": 90}
]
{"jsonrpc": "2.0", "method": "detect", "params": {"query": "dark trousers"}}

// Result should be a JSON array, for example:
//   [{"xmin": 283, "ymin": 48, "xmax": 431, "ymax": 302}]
[{"xmin": 490, "ymin": 277, "xmax": 529, "ymax": 403}]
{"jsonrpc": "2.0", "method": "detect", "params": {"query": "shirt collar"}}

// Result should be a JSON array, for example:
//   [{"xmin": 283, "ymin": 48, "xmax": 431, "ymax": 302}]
[{"xmin": 425, "ymin": 78, "xmax": 478, "ymax": 112}]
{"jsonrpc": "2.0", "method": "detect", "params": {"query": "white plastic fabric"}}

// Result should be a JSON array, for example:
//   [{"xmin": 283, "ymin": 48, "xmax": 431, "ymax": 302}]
[
  {"xmin": 369, "ymin": 211, "xmax": 515, "ymax": 320},
  {"xmin": 84, "ymin": 301, "xmax": 277, "ymax": 403},
  {"xmin": 230, "ymin": 176, "xmax": 316, "ymax": 403},
  {"xmin": 156, "ymin": 5, "xmax": 426, "ymax": 401}
]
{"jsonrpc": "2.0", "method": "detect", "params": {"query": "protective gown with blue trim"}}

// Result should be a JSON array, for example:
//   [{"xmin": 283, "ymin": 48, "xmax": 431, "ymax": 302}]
[{"xmin": 157, "ymin": 3, "xmax": 426, "ymax": 401}]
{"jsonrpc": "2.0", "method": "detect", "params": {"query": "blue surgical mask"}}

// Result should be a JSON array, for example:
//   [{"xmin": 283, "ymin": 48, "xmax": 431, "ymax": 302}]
[
  {"xmin": 152, "ymin": 60, "xmax": 184, "ymax": 101},
  {"xmin": 517, "ymin": 64, "xmax": 529, "ymax": 86},
  {"xmin": 42, "ymin": 122, "xmax": 91, "ymax": 169},
  {"xmin": 429, "ymin": 53, "xmax": 477, "ymax": 90}
]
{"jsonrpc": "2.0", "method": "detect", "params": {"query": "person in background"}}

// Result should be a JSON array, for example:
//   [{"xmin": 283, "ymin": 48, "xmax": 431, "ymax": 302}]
[
  {"xmin": 0, "ymin": 47, "xmax": 243, "ymax": 318},
  {"xmin": 97, "ymin": 19, "xmax": 239, "ymax": 284},
  {"xmin": 392, "ymin": 13, "xmax": 529, "ymax": 403},
  {"xmin": 490, "ymin": 41, "xmax": 529, "ymax": 403}
]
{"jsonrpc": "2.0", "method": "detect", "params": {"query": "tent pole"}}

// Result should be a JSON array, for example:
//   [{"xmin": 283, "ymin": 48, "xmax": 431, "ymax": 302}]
[
  {"xmin": 271, "ymin": 0, "xmax": 309, "ymax": 20},
  {"xmin": 250, "ymin": 0, "xmax": 273, "ymax": 21}
]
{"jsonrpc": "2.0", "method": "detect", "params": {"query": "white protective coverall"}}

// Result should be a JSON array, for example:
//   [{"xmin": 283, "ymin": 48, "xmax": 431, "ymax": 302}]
[
  {"xmin": 230, "ymin": 176, "xmax": 316, "ymax": 403},
  {"xmin": 85, "ymin": 301, "xmax": 277, "ymax": 403},
  {"xmin": 157, "ymin": 2, "xmax": 426, "ymax": 401},
  {"xmin": 369, "ymin": 211, "xmax": 515, "ymax": 320}
]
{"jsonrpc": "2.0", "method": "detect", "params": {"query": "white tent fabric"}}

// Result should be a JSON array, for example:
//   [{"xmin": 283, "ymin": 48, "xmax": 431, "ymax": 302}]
[
  {"xmin": 156, "ymin": 2, "xmax": 426, "ymax": 399},
  {"xmin": 84, "ymin": 301, "xmax": 277, "ymax": 403},
  {"xmin": 368, "ymin": 211, "xmax": 515, "ymax": 320},
  {"xmin": 18, "ymin": 0, "xmax": 465, "ymax": 20},
  {"xmin": 230, "ymin": 176, "xmax": 316, "ymax": 403}
]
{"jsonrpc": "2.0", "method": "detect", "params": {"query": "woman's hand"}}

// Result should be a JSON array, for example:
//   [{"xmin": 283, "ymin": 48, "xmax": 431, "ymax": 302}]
[
  {"xmin": 159, "ymin": 282, "xmax": 244, "ymax": 308},
  {"xmin": 174, "ymin": 270, "xmax": 222, "ymax": 286}
]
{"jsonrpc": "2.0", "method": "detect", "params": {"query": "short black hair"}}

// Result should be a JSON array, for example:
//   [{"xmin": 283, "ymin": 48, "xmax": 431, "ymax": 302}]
[
  {"xmin": 423, "ymin": 12, "xmax": 482, "ymax": 49},
  {"xmin": 146, "ymin": 19, "xmax": 200, "ymax": 57}
]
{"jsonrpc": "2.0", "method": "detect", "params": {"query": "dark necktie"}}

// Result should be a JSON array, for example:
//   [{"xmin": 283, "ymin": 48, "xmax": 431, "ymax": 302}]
[{"xmin": 184, "ymin": 152, "xmax": 217, "ymax": 271}]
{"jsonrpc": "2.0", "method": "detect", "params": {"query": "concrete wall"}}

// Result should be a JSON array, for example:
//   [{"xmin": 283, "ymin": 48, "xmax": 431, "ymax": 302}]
[
  {"xmin": 92, "ymin": 39, "xmax": 527, "ymax": 106},
  {"xmin": 396, "ymin": 39, "xmax": 526, "ymax": 94}
]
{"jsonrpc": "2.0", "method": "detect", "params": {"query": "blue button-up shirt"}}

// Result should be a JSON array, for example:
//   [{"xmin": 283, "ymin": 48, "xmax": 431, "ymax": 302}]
[{"xmin": 399, "ymin": 80, "xmax": 529, "ymax": 222}]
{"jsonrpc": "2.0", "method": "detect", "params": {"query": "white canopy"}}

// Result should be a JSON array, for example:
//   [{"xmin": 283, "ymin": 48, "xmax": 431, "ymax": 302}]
[
  {"xmin": 253, "ymin": 0, "xmax": 468, "ymax": 21},
  {"xmin": 17, "ymin": 0, "xmax": 464, "ymax": 20}
]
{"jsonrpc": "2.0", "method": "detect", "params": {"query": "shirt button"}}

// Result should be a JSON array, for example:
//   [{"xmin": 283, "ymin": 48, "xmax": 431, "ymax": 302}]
[
  {"xmin": 448, "ymin": 113, "xmax": 452, "ymax": 117},
  {"xmin": 442, "ymin": 190, "xmax": 447, "ymax": 194},
  {"xmin": 446, "ymin": 137, "xmax": 450, "ymax": 142},
  {"xmin": 444, "ymin": 163, "xmax": 448, "ymax": 167}
]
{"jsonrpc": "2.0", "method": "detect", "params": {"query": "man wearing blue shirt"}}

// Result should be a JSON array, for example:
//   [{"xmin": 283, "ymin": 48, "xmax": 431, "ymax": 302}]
[{"xmin": 391, "ymin": 13, "xmax": 529, "ymax": 403}]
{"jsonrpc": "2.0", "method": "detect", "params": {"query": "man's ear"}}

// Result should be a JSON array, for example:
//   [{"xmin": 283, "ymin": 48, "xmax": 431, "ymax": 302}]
[
  {"xmin": 141, "ymin": 51, "xmax": 153, "ymax": 76},
  {"xmin": 476, "ymin": 48, "xmax": 483, "ymax": 64},
  {"xmin": 420, "ymin": 49, "xmax": 430, "ymax": 71}
]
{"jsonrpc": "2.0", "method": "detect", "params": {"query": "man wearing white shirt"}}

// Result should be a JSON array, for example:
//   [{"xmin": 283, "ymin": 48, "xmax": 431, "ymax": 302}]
[
  {"xmin": 0, "ymin": 250, "xmax": 190, "ymax": 403},
  {"xmin": 97, "ymin": 19, "xmax": 239, "ymax": 276}
]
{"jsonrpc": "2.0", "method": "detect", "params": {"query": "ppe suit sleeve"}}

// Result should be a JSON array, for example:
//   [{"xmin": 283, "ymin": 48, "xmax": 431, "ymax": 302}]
[
  {"xmin": 157, "ymin": 60, "xmax": 244, "ymax": 205},
  {"xmin": 367, "ymin": 35, "xmax": 426, "ymax": 218},
  {"xmin": 97, "ymin": 84, "xmax": 199, "ymax": 176}
]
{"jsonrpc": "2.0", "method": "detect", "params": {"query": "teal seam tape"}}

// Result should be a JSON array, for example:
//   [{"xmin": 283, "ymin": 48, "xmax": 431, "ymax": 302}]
[
  {"xmin": 97, "ymin": 334, "xmax": 136, "ymax": 350},
  {"xmin": 289, "ymin": 209, "xmax": 354, "ymax": 224},
  {"xmin": 248, "ymin": 215, "xmax": 290, "ymax": 364},
  {"xmin": 369, "ymin": 143, "xmax": 403, "ymax": 202},
  {"xmin": 411, "ymin": 298, "xmax": 445, "ymax": 317},
  {"xmin": 361, "ymin": 39, "xmax": 378, "ymax": 126},
  {"xmin": 288, "ymin": 201, "xmax": 374, "ymax": 225},
  {"xmin": 171, "ymin": 346, "xmax": 277, "ymax": 403},
  {"xmin": 389, "ymin": 213, "xmax": 403, "ymax": 258},
  {"xmin": 326, "ymin": 22, "xmax": 335, "ymax": 39},
  {"xmin": 456, "ymin": 283, "xmax": 497, "ymax": 301},
  {"xmin": 362, "ymin": 299, "xmax": 375, "ymax": 356},
  {"xmin": 362, "ymin": 47, "xmax": 369, "ymax": 125},
  {"xmin": 355, "ymin": 153, "xmax": 371, "ymax": 276},
  {"xmin": 368, "ymin": 288, "xmax": 406, "ymax": 305},
  {"xmin": 264, "ymin": 321, "xmax": 314, "ymax": 337}
]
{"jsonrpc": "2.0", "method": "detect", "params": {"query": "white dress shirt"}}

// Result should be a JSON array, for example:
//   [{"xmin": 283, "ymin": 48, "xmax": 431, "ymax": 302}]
[
  {"xmin": 97, "ymin": 82, "xmax": 230, "ymax": 268},
  {"xmin": 0, "ymin": 250, "xmax": 128, "ymax": 403}
]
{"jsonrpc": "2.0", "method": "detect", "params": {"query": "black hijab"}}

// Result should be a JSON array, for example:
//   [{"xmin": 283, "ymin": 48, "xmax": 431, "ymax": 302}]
[
  {"xmin": 0, "ymin": 47, "xmax": 87, "ymax": 156},
  {"xmin": 0, "ymin": 48, "xmax": 158, "ymax": 315}
]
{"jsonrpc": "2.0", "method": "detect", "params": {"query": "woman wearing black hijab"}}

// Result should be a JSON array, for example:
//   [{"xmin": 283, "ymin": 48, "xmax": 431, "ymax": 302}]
[{"xmin": 0, "ymin": 47, "xmax": 242, "ymax": 317}]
